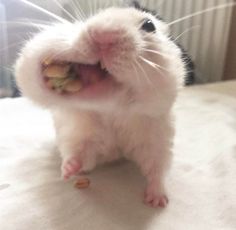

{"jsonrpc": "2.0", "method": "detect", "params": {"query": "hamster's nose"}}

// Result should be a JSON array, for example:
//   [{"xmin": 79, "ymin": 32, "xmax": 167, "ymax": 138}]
[{"xmin": 89, "ymin": 28, "xmax": 123, "ymax": 51}]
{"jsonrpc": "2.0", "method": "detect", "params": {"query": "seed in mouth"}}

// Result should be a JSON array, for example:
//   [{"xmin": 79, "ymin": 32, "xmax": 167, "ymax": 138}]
[
  {"xmin": 42, "ymin": 59, "xmax": 109, "ymax": 94},
  {"xmin": 42, "ymin": 59, "xmax": 82, "ymax": 93}
]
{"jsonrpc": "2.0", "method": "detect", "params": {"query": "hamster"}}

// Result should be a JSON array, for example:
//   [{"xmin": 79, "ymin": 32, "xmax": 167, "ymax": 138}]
[{"xmin": 15, "ymin": 3, "xmax": 186, "ymax": 208}]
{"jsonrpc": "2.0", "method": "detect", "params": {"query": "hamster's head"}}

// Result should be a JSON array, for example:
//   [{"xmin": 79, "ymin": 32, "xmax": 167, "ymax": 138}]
[{"xmin": 15, "ymin": 6, "xmax": 185, "ymax": 113}]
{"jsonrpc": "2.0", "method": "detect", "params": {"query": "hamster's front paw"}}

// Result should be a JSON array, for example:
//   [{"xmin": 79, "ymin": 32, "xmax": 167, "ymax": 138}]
[
  {"xmin": 144, "ymin": 183, "xmax": 169, "ymax": 208},
  {"xmin": 61, "ymin": 156, "xmax": 82, "ymax": 180}
]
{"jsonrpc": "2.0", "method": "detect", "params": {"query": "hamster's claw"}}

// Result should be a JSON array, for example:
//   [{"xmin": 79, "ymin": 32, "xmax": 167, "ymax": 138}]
[
  {"xmin": 62, "ymin": 156, "xmax": 82, "ymax": 180},
  {"xmin": 144, "ymin": 187, "xmax": 169, "ymax": 208}
]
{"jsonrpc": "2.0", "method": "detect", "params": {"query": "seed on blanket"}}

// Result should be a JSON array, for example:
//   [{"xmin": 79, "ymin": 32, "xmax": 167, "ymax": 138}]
[{"xmin": 74, "ymin": 178, "xmax": 90, "ymax": 189}]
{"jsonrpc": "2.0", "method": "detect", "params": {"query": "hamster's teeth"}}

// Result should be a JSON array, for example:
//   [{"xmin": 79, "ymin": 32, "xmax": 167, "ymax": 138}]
[{"xmin": 100, "ymin": 61, "xmax": 106, "ymax": 70}]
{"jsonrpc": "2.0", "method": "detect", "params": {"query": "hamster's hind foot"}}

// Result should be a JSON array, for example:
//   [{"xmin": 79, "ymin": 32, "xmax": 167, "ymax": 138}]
[{"xmin": 144, "ymin": 183, "xmax": 169, "ymax": 208}]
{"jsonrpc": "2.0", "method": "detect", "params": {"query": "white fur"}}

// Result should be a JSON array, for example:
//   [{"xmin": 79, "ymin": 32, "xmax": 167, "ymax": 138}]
[{"xmin": 15, "ymin": 7, "xmax": 185, "ymax": 207}]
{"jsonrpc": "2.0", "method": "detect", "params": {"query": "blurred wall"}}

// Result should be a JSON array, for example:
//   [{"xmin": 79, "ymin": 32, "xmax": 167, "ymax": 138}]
[{"xmin": 224, "ymin": 4, "xmax": 236, "ymax": 80}]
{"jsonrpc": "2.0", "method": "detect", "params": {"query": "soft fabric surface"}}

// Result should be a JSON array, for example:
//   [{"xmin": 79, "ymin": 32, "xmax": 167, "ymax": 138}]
[{"xmin": 0, "ymin": 81, "xmax": 236, "ymax": 230}]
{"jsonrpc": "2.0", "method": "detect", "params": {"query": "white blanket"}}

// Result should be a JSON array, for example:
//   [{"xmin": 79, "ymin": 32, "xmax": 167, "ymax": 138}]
[{"xmin": 0, "ymin": 81, "xmax": 236, "ymax": 230}]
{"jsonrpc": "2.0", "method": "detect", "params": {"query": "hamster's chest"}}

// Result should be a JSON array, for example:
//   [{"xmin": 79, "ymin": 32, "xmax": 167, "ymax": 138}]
[{"xmin": 100, "ymin": 114, "xmax": 150, "ymax": 154}]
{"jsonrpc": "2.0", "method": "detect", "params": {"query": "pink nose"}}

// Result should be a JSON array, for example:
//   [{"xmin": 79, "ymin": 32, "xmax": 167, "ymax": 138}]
[{"xmin": 89, "ymin": 28, "xmax": 122, "ymax": 51}]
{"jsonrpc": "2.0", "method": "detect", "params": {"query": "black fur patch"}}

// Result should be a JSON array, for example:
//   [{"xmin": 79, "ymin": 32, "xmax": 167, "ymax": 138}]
[
  {"xmin": 131, "ymin": 1, "xmax": 195, "ymax": 85},
  {"xmin": 178, "ymin": 45, "xmax": 195, "ymax": 85},
  {"xmin": 131, "ymin": 1, "xmax": 163, "ymax": 21}
]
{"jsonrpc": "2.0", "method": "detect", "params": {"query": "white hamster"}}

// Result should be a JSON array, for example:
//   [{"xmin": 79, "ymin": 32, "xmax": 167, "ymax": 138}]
[{"xmin": 15, "ymin": 3, "xmax": 186, "ymax": 208}]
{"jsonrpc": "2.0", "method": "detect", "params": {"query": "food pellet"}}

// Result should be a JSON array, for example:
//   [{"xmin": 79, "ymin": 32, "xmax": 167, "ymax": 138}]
[
  {"xmin": 43, "ymin": 64, "xmax": 70, "ymax": 79},
  {"xmin": 74, "ymin": 178, "xmax": 90, "ymax": 189},
  {"xmin": 42, "ymin": 57, "xmax": 52, "ymax": 66},
  {"xmin": 42, "ymin": 59, "xmax": 83, "ymax": 93},
  {"xmin": 64, "ymin": 79, "xmax": 82, "ymax": 93}
]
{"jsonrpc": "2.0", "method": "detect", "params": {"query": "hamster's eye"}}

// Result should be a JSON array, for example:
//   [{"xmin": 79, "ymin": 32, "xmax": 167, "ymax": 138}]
[{"xmin": 141, "ymin": 19, "xmax": 156, "ymax": 33}]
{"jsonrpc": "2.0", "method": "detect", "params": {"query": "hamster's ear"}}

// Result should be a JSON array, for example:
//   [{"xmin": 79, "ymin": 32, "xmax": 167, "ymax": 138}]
[
  {"xmin": 130, "ymin": 1, "xmax": 141, "ymax": 9},
  {"xmin": 124, "ymin": 1, "xmax": 141, "ymax": 8}
]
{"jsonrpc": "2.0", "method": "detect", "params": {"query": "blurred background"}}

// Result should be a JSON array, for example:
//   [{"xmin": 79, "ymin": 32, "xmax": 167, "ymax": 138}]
[{"xmin": 0, "ymin": 0, "xmax": 235, "ymax": 97}]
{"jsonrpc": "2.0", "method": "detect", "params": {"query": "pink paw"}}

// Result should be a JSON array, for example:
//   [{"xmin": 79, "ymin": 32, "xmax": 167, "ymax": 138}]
[
  {"xmin": 144, "ymin": 187, "xmax": 169, "ymax": 208},
  {"xmin": 62, "ymin": 156, "xmax": 82, "ymax": 180}
]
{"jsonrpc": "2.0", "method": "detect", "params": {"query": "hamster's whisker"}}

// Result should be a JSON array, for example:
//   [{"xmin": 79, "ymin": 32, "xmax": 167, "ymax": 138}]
[
  {"xmin": 94, "ymin": 0, "xmax": 98, "ymax": 14},
  {"xmin": 168, "ymin": 2, "xmax": 236, "ymax": 27},
  {"xmin": 141, "ymin": 48, "xmax": 171, "ymax": 59},
  {"xmin": 19, "ymin": 0, "xmax": 68, "ymax": 23},
  {"xmin": 18, "ymin": 18, "xmax": 53, "ymax": 26},
  {"xmin": 131, "ymin": 62, "xmax": 142, "ymax": 87},
  {"xmin": 53, "ymin": 0, "xmax": 77, "ymax": 22},
  {"xmin": 134, "ymin": 58, "xmax": 154, "ymax": 87},
  {"xmin": 88, "ymin": 0, "xmax": 93, "ymax": 18},
  {"xmin": 18, "ymin": 32, "xmax": 38, "ymax": 41},
  {"xmin": 69, "ymin": 1, "xmax": 84, "ymax": 21},
  {"xmin": 173, "ymin": 25, "xmax": 200, "ymax": 42},
  {"xmin": 3, "ymin": 66, "xmax": 14, "ymax": 73},
  {"xmin": 0, "ymin": 41, "xmax": 26, "ymax": 53},
  {"xmin": 139, "ymin": 56, "xmax": 169, "ymax": 74},
  {"xmin": 139, "ymin": 56, "xmax": 166, "ymax": 78},
  {"xmin": 0, "ymin": 21, "xmax": 49, "ymax": 30},
  {"xmin": 5, "ymin": 31, "xmax": 36, "ymax": 37},
  {"xmin": 71, "ymin": 0, "xmax": 87, "ymax": 21}
]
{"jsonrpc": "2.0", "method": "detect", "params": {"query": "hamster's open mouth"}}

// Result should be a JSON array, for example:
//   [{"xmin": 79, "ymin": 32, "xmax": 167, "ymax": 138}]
[{"xmin": 42, "ymin": 60, "xmax": 120, "ymax": 99}]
